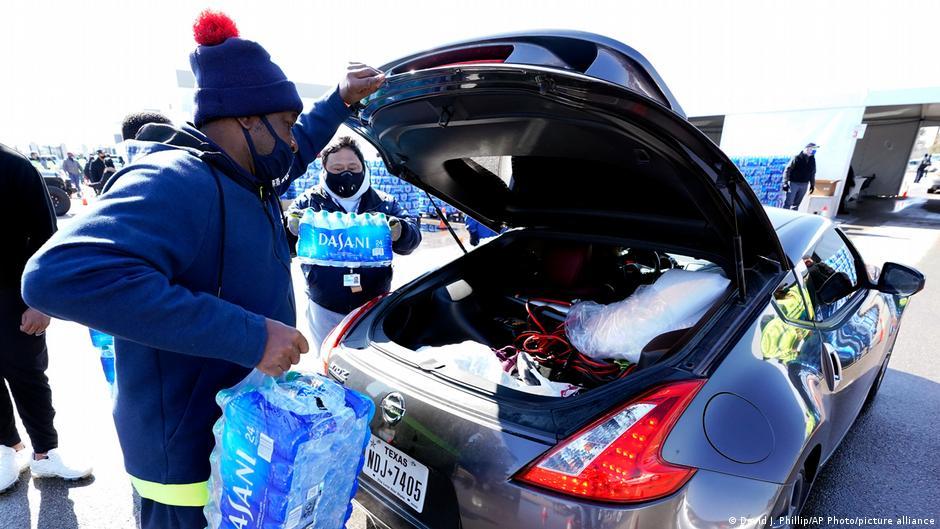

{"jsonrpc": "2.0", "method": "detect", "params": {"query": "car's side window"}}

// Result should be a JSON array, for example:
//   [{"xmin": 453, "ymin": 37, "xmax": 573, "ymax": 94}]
[{"xmin": 800, "ymin": 228, "xmax": 865, "ymax": 322}]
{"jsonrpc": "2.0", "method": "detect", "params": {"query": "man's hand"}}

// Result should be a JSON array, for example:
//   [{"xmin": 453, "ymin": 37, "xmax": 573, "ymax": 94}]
[
  {"xmin": 782, "ymin": 181, "xmax": 790, "ymax": 192},
  {"xmin": 257, "ymin": 318, "xmax": 309, "ymax": 377},
  {"xmin": 20, "ymin": 308, "xmax": 50, "ymax": 336},
  {"xmin": 388, "ymin": 216, "xmax": 402, "ymax": 242},
  {"xmin": 339, "ymin": 63, "xmax": 386, "ymax": 106},
  {"xmin": 810, "ymin": 186, "xmax": 815, "ymax": 194}
]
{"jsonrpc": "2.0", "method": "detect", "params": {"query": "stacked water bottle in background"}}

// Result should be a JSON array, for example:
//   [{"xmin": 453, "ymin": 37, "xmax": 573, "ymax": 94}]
[
  {"xmin": 365, "ymin": 160, "xmax": 437, "ymax": 216},
  {"xmin": 730, "ymin": 156, "xmax": 790, "ymax": 208},
  {"xmin": 296, "ymin": 211, "xmax": 393, "ymax": 267},
  {"xmin": 205, "ymin": 371, "xmax": 374, "ymax": 529},
  {"xmin": 88, "ymin": 328, "xmax": 116, "ymax": 392}
]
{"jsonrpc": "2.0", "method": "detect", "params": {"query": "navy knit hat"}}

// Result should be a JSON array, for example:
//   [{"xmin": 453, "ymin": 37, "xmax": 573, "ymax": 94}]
[{"xmin": 188, "ymin": 10, "xmax": 303, "ymax": 127}]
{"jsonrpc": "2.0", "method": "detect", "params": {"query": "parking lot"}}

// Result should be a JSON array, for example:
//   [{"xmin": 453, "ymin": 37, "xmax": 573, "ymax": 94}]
[{"xmin": 1, "ymin": 193, "xmax": 938, "ymax": 528}]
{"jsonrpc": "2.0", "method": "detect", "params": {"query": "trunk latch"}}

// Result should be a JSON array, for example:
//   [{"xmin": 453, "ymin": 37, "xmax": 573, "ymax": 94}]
[
  {"xmin": 535, "ymin": 74, "xmax": 556, "ymax": 95},
  {"xmin": 438, "ymin": 105, "xmax": 454, "ymax": 127}
]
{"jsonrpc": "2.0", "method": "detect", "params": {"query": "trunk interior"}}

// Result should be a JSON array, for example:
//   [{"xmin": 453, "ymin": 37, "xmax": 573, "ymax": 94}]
[{"xmin": 376, "ymin": 230, "xmax": 732, "ymax": 397}]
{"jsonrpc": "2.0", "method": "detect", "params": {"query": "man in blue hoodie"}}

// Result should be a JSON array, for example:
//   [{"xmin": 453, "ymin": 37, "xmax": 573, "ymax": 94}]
[{"xmin": 22, "ymin": 10, "xmax": 384, "ymax": 529}]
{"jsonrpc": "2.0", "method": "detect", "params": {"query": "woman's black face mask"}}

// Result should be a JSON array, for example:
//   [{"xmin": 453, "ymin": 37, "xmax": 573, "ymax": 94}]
[{"xmin": 325, "ymin": 170, "xmax": 365, "ymax": 198}]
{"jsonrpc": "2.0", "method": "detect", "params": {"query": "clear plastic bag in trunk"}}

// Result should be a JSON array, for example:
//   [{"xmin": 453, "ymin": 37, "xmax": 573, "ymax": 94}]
[
  {"xmin": 565, "ymin": 269, "xmax": 729, "ymax": 363},
  {"xmin": 418, "ymin": 341, "xmax": 580, "ymax": 397}
]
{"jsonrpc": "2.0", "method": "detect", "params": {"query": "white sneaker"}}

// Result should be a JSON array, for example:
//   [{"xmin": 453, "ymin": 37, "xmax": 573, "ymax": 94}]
[
  {"xmin": 0, "ymin": 446, "xmax": 28, "ymax": 493},
  {"xmin": 29, "ymin": 449, "xmax": 92, "ymax": 481}
]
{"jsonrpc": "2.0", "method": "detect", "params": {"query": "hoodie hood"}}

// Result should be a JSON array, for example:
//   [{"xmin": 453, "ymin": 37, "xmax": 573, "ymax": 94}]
[{"xmin": 104, "ymin": 123, "xmax": 261, "ymax": 194}]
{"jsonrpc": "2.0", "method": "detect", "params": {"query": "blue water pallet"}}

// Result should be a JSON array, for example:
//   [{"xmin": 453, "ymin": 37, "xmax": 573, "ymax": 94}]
[{"xmin": 732, "ymin": 155, "xmax": 790, "ymax": 208}]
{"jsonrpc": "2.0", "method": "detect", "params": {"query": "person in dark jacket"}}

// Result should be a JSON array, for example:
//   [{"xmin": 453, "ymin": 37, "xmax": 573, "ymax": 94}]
[
  {"xmin": 915, "ymin": 153, "xmax": 932, "ymax": 183},
  {"xmin": 88, "ymin": 149, "xmax": 116, "ymax": 195},
  {"xmin": 0, "ymin": 144, "xmax": 92, "ymax": 493},
  {"xmin": 783, "ymin": 142, "xmax": 818, "ymax": 210},
  {"xmin": 287, "ymin": 136, "xmax": 421, "ymax": 350},
  {"xmin": 21, "ymin": 10, "xmax": 383, "ymax": 529}
]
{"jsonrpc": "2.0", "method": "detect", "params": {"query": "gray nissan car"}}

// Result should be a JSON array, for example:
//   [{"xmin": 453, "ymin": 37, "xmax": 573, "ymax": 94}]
[{"xmin": 323, "ymin": 32, "xmax": 925, "ymax": 529}]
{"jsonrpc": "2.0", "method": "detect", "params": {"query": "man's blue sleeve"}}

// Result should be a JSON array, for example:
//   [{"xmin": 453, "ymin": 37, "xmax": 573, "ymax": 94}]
[
  {"xmin": 277, "ymin": 88, "xmax": 351, "ymax": 196},
  {"xmin": 21, "ymin": 155, "xmax": 267, "ymax": 368},
  {"xmin": 387, "ymin": 199, "xmax": 422, "ymax": 255}
]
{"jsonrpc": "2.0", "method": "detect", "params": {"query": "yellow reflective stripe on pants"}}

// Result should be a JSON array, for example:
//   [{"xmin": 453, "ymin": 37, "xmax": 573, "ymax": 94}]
[{"xmin": 130, "ymin": 476, "xmax": 209, "ymax": 507}]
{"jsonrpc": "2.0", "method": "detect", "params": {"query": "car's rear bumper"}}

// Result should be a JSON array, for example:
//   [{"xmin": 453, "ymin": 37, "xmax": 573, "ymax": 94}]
[{"xmin": 355, "ymin": 467, "xmax": 790, "ymax": 529}]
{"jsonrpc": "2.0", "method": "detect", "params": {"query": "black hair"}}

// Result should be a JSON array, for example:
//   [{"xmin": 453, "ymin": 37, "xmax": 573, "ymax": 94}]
[
  {"xmin": 121, "ymin": 111, "xmax": 172, "ymax": 141},
  {"xmin": 320, "ymin": 136, "xmax": 365, "ymax": 169}
]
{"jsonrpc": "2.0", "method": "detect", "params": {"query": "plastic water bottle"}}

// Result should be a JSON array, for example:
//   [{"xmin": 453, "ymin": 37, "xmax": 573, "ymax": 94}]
[
  {"xmin": 361, "ymin": 213, "xmax": 376, "ymax": 263},
  {"xmin": 315, "ymin": 210, "xmax": 330, "ymax": 263},
  {"xmin": 89, "ymin": 328, "xmax": 113, "ymax": 348},
  {"xmin": 331, "ymin": 211, "xmax": 345, "ymax": 232},
  {"xmin": 372, "ymin": 213, "xmax": 392, "ymax": 266},
  {"xmin": 345, "ymin": 213, "xmax": 360, "ymax": 264},
  {"xmin": 332, "ymin": 212, "xmax": 347, "ymax": 264},
  {"xmin": 297, "ymin": 209, "xmax": 316, "ymax": 260},
  {"xmin": 99, "ymin": 345, "xmax": 116, "ymax": 386}
]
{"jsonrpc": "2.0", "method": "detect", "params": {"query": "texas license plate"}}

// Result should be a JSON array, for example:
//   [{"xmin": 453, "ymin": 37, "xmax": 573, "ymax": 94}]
[{"xmin": 363, "ymin": 435, "xmax": 429, "ymax": 513}]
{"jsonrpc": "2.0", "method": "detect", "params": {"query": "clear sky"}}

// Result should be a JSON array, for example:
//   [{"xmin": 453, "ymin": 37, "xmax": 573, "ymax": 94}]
[{"xmin": 3, "ymin": 0, "xmax": 939, "ymax": 150}]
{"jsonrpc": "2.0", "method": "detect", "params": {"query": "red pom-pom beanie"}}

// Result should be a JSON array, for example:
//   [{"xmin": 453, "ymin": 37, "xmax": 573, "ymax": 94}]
[{"xmin": 188, "ymin": 10, "xmax": 302, "ymax": 127}]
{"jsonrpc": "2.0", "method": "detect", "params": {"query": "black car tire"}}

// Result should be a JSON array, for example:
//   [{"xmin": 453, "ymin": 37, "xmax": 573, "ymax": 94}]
[
  {"xmin": 773, "ymin": 470, "xmax": 810, "ymax": 529},
  {"xmin": 49, "ymin": 186, "xmax": 71, "ymax": 216},
  {"xmin": 863, "ymin": 352, "xmax": 891, "ymax": 412}
]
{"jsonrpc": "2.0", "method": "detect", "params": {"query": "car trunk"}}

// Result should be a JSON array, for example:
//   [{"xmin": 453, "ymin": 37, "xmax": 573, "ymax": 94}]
[
  {"xmin": 361, "ymin": 229, "xmax": 733, "ymax": 397},
  {"xmin": 335, "ymin": 229, "xmax": 761, "ymax": 528}
]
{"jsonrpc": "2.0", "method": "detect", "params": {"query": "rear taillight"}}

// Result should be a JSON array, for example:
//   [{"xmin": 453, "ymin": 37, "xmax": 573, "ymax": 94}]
[
  {"xmin": 388, "ymin": 44, "xmax": 514, "ymax": 75},
  {"xmin": 515, "ymin": 379, "xmax": 705, "ymax": 503},
  {"xmin": 320, "ymin": 294, "xmax": 388, "ymax": 372},
  {"xmin": 435, "ymin": 58, "xmax": 506, "ymax": 68}
]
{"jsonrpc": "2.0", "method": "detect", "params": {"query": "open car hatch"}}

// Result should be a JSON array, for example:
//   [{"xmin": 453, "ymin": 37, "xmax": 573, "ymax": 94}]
[{"xmin": 345, "ymin": 31, "xmax": 788, "ymax": 285}]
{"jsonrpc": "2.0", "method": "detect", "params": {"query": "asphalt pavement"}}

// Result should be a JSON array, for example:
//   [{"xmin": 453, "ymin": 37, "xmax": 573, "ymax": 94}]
[{"xmin": 1, "ymin": 193, "xmax": 937, "ymax": 528}]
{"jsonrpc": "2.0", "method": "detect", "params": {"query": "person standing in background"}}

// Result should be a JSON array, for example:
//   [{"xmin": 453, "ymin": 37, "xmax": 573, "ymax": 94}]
[
  {"xmin": 915, "ymin": 153, "xmax": 931, "ymax": 183},
  {"xmin": 88, "ymin": 149, "xmax": 116, "ymax": 196},
  {"xmin": 0, "ymin": 143, "xmax": 92, "ymax": 493},
  {"xmin": 60, "ymin": 152, "xmax": 84, "ymax": 198},
  {"xmin": 783, "ymin": 143, "xmax": 818, "ymax": 210}
]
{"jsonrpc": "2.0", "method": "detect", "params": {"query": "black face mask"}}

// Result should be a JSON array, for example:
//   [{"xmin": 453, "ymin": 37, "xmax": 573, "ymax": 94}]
[
  {"xmin": 324, "ymin": 170, "xmax": 365, "ymax": 198},
  {"xmin": 242, "ymin": 115, "xmax": 295, "ymax": 183}
]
